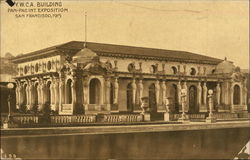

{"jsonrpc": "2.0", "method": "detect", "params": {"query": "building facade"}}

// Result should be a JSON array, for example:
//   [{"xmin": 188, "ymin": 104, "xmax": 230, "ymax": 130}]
[{"xmin": 12, "ymin": 41, "xmax": 248, "ymax": 115}]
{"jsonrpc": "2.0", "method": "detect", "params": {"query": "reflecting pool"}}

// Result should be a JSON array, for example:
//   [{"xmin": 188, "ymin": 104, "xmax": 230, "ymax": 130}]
[{"xmin": 1, "ymin": 128, "xmax": 249, "ymax": 159}]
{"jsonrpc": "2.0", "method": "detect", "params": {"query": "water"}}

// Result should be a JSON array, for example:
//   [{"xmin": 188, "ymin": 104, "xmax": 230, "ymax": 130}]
[{"xmin": 1, "ymin": 128, "xmax": 249, "ymax": 159}]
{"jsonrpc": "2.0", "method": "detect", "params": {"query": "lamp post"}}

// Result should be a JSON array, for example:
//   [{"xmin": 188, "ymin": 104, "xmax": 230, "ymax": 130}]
[
  {"xmin": 178, "ymin": 88, "xmax": 189, "ymax": 122},
  {"xmin": 7, "ymin": 83, "xmax": 14, "ymax": 121},
  {"xmin": 206, "ymin": 89, "xmax": 216, "ymax": 123},
  {"xmin": 3, "ymin": 83, "xmax": 14, "ymax": 129}
]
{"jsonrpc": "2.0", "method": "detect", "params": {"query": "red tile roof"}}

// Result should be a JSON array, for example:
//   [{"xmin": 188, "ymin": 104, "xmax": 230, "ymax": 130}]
[{"xmin": 12, "ymin": 41, "xmax": 222, "ymax": 64}]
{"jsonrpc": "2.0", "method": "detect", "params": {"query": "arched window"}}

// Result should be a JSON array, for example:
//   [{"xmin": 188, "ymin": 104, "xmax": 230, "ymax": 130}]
[
  {"xmin": 23, "ymin": 84, "xmax": 27, "ymax": 105},
  {"xmin": 211, "ymin": 69, "xmax": 216, "ymax": 74},
  {"xmin": 89, "ymin": 79, "xmax": 101, "ymax": 104},
  {"xmin": 189, "ymin": 85, "xmax": 198, "ymax": 113},
  {"xmin": 128, "ymin": 63, "xmax": 135, "ymax": 72},
  {"xmin": 148, "ymin": 84, "xmax": 157, "ymax": 112},
  {"xmin": 190, "ymin": 68, "xmax": 196, "ymax": 75},
  {"xmin": 170, "ymin": 84, "xmax": 179, "ymax": 113},
  {"xmin": 127, "ymin": 83, "xmax": 133, "ymax": 111},
  {"xmin": 110, "ymin": 83, "xmax": 114, "ymax": 104},
  {"xmin": 24, "ymin": 66, "xmax": 28, "ymax": 74},
  {"xmin": 47, "ymin": 61, "xmax": 52, "ymax": 70},
  {"xmin": 233, "ymin": 85, "xmax": 240, "ymax": 105},
  {"xmin": 150, "ymin": 65, "xmax": 157, "ymax": 73},
  {"xmin": 35, "ymin": 63, "xmax": 39, "ymax": 72},
  {"xmin": 171, "ymin": 66, "xmax": 177, "ymax": 74},
  {"xmin": 65, "ymin": 79, "xmax": 72, "ymax": 104}
]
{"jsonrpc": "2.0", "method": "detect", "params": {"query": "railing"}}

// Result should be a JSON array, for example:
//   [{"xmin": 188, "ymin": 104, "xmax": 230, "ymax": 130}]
[
  {"xmin": 213, "ymin": 113, "xmax": 238, "ymax": 119},
  {"xmin": 50, "ymin": 115, "xmax": 96, "ymax": 124},
  {"xmin": 103, "ymin": 114, "xmax": 143, "ymax": 123},
  {"xmin": 238, "ymin": 113, "xmax": 250, "ymax": 118},
  {"xmin": 171, "ymin": 113, "xmax": 206, "ymax": 120},
  {"xmin": 13, "ymin": 116, "xmax": 39, "ymax": 124}
]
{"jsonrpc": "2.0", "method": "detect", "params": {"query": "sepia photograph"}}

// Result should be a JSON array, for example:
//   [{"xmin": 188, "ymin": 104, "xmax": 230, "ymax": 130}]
[{"xmin": 0, "ymin": 0, "xmax": 249, "ymax": 159}]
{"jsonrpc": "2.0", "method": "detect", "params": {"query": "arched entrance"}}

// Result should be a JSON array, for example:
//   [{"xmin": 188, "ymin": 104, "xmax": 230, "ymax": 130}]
[
  {"xmin": 66, "ymin": 79, "xmax": 72, "ymax": 104},
  {"xmin": 46, "ymin": 81, "xmax": 51, "ymax": 104},
  {"xmin": 233, "ymin": 85, "xmax": 240, "ymax": 105},
  {"xmin": 127, "ymin": 83, "xmax": 133, "ymax": 111},
  {"xmin": 34, "ymin": 83, "xmax": 39, "ymax": 106},
  {"xmin": 89, "ymin": 78, "xmax": 101, "ymax": 104},
  {"xmin": 170, "ymin": 84, "xmax": 179, "ymax": 113},
  {"xmin": 149, "ymin": 84, "xmax": 157, "ymax": 112},
  {"xmin": 189, "ymin": 85, "xmax": 198, "ymax": 113}
]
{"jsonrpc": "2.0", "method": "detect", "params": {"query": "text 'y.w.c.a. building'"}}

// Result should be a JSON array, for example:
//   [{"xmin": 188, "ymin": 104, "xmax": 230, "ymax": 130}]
[{"xmin": 11, "ymin": 41, "xmax": 248, "ymax": 116}]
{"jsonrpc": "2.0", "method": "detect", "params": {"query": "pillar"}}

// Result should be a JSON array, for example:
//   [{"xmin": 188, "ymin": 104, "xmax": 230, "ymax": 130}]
[
  {"xmin": 105, "ymin": 77, "xmax": 111, "ymax": 104},
  {"xmin": 155, "ymin": 80, "xmax": 160, "ymax": 105},
  {"xmin": 197, "ymin": 81, "xmax": 202, "ymax": 107},
  {"xmin": 114, "ymin": 77, "xmax": 119, "ymax": 104},
  {"xmin": 138, "ymin": 79, "xmax": 144, "ymax": 101},
  {"xmin": 132, "ymin": 79, "xmax": 137, "ymax": 105},
  {"xmin": 59, "ymin": 77, "xmax": 65, "ymax": 111},
  {"xmin": 54, "ymin": 78, "xmax": 60, "ymax": 111},
  {"xmin": 177, "ymin": 81, "xmax": 182, "ymax": 105},
  {"xmin": 15, "ymin": 81, "xmax": 20, "ymax": 110},
  {"xmin": 26, "ymin": 81, "xmax": 31, "ymax": 110},
  {"xmin": 230, "ymin": 83, "xmax": 234, "ymax": 112},
  {"xmin": 216, "ymin": 83, "xmax": 221, "ymax": 105},
  {"xmin": 244, "ymin": 79, "xmax": 248, "ymax": 105},
  {"xmin": 183, "ymin": 81, "xmax": 188, "ymax": 103},
  {"xmin": 72, "ymin": 77, "xmax": 77, "ymax": 105},
  {"xmin": 161, "ymin": 80, "xmax": 166, "ymax": 105},
  {"xmin": 203, "ymin": 82, "xmax": 207, "ymax": 105}
]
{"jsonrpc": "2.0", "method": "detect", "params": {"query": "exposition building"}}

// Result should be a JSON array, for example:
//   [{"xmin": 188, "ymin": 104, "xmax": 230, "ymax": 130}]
[{"xmin": 11, "ymin": 41, "xmax": 248, "ymax": 116}]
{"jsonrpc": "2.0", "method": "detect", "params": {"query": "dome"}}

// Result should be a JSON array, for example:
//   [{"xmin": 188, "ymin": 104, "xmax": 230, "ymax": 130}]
[{"xmin": 214, "ymin": 57, "xmax": 235, "ymax": 74}]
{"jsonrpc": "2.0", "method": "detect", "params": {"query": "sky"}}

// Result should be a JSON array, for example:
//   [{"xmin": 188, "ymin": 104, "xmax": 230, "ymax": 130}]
[{"xmin": 0, "ymin": 0, "xmax": 249, "ymax": 69}]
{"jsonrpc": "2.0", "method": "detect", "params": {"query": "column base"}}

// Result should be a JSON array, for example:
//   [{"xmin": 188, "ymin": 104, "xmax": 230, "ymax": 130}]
[
  {"xmin": 143, "ymin": 113, "xmax": 151, "ymax": 121},
  {"xmin": 178, "ymin": 113, "xmax": 190, "ymax": 123},
  {"xmin": 164, "ymin": 112, "xmax": 173, "ymax": 121}
]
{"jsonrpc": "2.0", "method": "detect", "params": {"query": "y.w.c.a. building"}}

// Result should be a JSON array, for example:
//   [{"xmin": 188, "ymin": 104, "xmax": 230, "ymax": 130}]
[{"xmin": 11, "ymin": 41, "xmax": 248, "ymax": 115}]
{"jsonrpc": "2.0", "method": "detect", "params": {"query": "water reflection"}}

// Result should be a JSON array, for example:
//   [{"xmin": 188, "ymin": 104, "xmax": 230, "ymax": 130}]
[{"xmin": 1, "ymin": 128, "xmax": 249, "ymax": 159}]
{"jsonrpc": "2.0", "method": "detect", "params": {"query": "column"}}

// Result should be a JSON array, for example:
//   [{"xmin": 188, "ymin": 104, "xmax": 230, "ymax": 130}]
[
  {"xmin": 72, "ymin": 77, "xmax": 77, "ymax": 105},
  {"xmin": 15, "ymin": 81, "xmax": 20, "ymax": 110},
  {"xmin": 177, "ymin": 81, "xmax": 182, "ymax": 105},
  {"xmin": 216, "ymin": 83, "xmax": 221, "ymax": 105},
  {"xmin": 50, "ymin": 80, "xmax": 54, "ymax": 104},
  {"xmin": 138, "ymin": 79, "xmax": 144, "ymax": 102},
  {"xmin": 26, "ymin": 81, "xmax": 31, "ymax": 110},
  {"xmin": 54, "ymin": 78, "xmax": 60, "ymax": 111},
  {"xmin": 244, "ymin": 79, "xmax": 248, "ymax": 105},
  {"xmin": 197, "ymin": 81, "xmax": 202, "ymax": 107},
  {"xmin": 240, "ymin": 83, "xmax": 244, "ymax": 105},
  {"xmin": 37, "ymin": 80, "xmax": 42, "ymax": 111},
  {"xmin": 59, "ymin": 77, "xmax": 65, "ymax": 111},
  {"xmin": 230, "ymin": 83, "xmax": 234, "ymax": 112},
  {"xmin": 132, "ymin": 79, "xmax": 137, "ymax": 105},
  {"xmin": 161, "ymin": 80, "xmax": 166, "ymax": 105},
  {"xmin": 183, "ymin": 81, "xmax": 188, "ymax": 103},
  {"xmin": 155, "ymin": 80, "xmax": 160, "ymax": 105},
  {"xmin": 203, "ymin": 82, "xmax": 207, "ymax": 105},
  {"xmin": 83, "ymin": 78, "xmax": 88, "ymax": 105},
  {"xmin": 50, "ymin": 79, "xmax": 55, "ymax": 111},
  {"xmin": 114, "ymin": 77, "xmax": 119, "ymax": 104},
  {"xmin": 105, "ymin": 77, "xmax": 111, "ymax": 104},
  {"xmin": 29, "ymin": 82, "xmax": 34, "ymax": 109}
]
